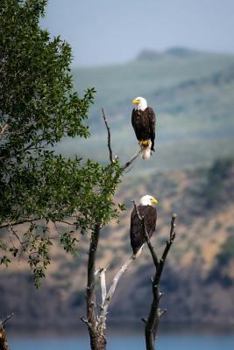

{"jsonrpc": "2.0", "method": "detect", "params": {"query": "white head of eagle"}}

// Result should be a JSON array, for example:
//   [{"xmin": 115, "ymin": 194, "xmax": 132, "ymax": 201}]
[
  {"xmin": 132, "ymin": 96, "xmax": 147, "ymax": 111},
  {"xmin": 139, "ymin": 194, "xmax": 158, "ymax": 206},
  {"xmin": 130, "ymin": 194, "xmax": 158, "ymax": 255}
]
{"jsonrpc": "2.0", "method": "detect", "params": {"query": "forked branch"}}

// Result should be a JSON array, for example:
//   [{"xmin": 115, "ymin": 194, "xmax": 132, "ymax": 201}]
[
  {"xmin": 84, "ymin": 227, "xmax": 143, "ymax": 350},
  {"xmin": 98, "ymin": 248, "xmax": 143, "ymax": 332},
  {"xmin": 133, "ymin": 199, "xmax": 177, "ymax": 350},
  {"xmin": 144, "ymin": 214, "xmax": 177, "ymax": 350}
]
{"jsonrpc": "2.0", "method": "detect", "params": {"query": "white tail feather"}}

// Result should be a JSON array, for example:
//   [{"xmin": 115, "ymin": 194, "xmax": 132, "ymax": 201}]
[
  {"xmin": 142, "ymin": 147, "xmax": 151, "ymax": 160},
  {"xmin": 140, "ymin": 140, "xmax": 152, "ymax": 160}
]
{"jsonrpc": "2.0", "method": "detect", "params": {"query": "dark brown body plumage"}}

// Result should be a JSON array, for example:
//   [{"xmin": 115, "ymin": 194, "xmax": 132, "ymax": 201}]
[
  {"xmin": 131, "ymin": 107, "xmax": 156, "ymax": 150},
  {"xmin": 130, "ymin": 205, "xmax": 157, "ymax": 254}
]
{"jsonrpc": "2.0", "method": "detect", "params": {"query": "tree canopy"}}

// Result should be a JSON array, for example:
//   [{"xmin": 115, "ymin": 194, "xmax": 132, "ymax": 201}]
[{"xmin": 0, "ymin": 0, "xmax": 123, "ymax": 285}]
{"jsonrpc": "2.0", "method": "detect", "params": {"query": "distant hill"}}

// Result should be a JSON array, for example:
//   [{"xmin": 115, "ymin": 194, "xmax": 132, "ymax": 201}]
[
  {"xmin": 136, "ymin": 47, "xmax": 199, "ymax": 61},
  {"xmin": 57, "ymin": 49, "xmax": 234, "ymax": 173}
]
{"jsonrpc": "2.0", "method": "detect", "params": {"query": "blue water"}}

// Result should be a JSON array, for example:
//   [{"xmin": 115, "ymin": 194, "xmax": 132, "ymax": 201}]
[{"xmin": 9, "ymin": 333, "xmax": 234, "ymax": 350}]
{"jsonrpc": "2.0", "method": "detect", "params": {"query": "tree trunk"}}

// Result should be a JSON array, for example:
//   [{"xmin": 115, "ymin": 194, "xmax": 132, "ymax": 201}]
[
  {"xmin": 144, "ymin": 288, "xmax": 159, "ymax": 350},
  {"xmin": 145, "ymin": 328, "xmax": 155, "ymax": 350},
  {"xmin": 88, "ymin": 329, "xmax": 106, "ymax": 350},
  {"xmin": 86, "ymin": 224, "xmax": 107, "ymax": 349}
]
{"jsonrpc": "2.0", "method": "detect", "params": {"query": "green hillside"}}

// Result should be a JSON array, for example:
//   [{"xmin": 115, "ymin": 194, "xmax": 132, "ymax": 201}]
[{"xmin": 57, "ymin": 49, "xmax": 234, "ymax": 172}]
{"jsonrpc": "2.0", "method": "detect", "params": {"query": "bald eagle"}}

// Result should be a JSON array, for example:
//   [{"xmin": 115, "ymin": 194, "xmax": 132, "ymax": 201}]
[
  {"xmin": 130, "ymin": 195, "xmax": 158, "ymax": 255},
  {"xmin": 131, "ymin": 97, "xmax": 156, "ymax": 160}
]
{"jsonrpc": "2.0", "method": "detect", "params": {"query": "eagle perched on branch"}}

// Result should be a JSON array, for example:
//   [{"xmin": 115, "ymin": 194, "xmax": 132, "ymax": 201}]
[
  {"xmin": 131, "ymin": 97, "xmax": 156, "ymax": 160},
  {"xmin": 130, "ymin": 195, "xmax": 158, "ymax": 254}
]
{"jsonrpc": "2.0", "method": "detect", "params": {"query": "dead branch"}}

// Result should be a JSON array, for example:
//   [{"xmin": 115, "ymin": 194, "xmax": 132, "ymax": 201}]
[
  {"xmin": 143, "ymin": 214, "xmax": 177, "ymax": 350},
  {"xmin": 84, "ymin": 229, "xmax": 143, "ymax": 349},
  {"xmin": 121, "ymin": 150, "xmax": 141, "ymax": 171},
  {"xmin": 1, "ymin": 313, "xmax": 14, "ymax": 327},
  {"xmin": 102, "ymin": 108, "xmax": 113, "ymax": 163},
  {"xmin": 98, "ymin": 249, "xmax": 143, "ymax": 332},
  {"xmin": 101, "ymin": 108, "xmax": 141, "ymax": 171}
]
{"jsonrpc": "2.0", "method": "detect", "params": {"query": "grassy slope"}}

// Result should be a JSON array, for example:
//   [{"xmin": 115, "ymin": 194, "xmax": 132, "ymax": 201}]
[{"xmin": 58, "ymin": 51, "xmax": 234, "ymax": 173}]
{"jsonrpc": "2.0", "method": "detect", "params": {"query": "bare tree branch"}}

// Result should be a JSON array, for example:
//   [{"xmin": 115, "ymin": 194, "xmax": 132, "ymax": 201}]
[
  {"xmin": 101, "ymin": 108, "xmax": 141, "ymax": 171},
  {"xmin": 132, "ymin": 198, "xmax": 177, "ymax": 350},
  {"xmin": 143, "ymin": 214, "xmax": 177, "ymax": 350},
  {"xmin": 1, "ymin": 313, "xmax": 14, "ymax": 327},
  {"xmin": 98, "ymin": 248, "xmax": 143, "ymax": 332},
  {"xmin": 121, "ymin": 150, "xmax": 141, "ymax": 172},
  {"xmin": 102, "ymin": 108, "xmax": 113, "ymax": 163}
]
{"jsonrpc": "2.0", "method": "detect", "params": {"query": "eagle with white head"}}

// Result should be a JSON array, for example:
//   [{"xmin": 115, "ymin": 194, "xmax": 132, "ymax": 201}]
[
  {"xmin": 130, "ymin": 194, "xmax": 158, "ymax": 255},
  {"xmin": 131, "ymin": 97, "xmax": 156, "ymax": 160}
]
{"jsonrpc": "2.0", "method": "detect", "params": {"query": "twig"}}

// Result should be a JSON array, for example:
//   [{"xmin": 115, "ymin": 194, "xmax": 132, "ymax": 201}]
[
  {"xmin": 80, "ymin": 316, "xmax": 92, "ymax": 328},
  {"xmin": 159, "ymin": 214, "xmax": 176, "ymax": 268},
  {"xmin": 101, "ymin": 108, "xmax": 141, "ymax": 171},
  {"xmin": 121, "ymin": 150, "xmax": 141, "ymax": 171},
  {"xmin": 1, "ymin": 313, "xmax": 14, "ymax": 327},
  {"xmin": 102, "ymin": 108, "xmax": 113, "ymax": 163},
  {"xmin": 9, "ymin": 225, "xmax": 23, "ymax": 245}
]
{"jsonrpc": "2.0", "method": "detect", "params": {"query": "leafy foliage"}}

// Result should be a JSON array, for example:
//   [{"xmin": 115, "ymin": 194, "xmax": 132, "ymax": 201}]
[{"xmin": 0, "ymin": 0, "xmax": 124, "ymax": 286}]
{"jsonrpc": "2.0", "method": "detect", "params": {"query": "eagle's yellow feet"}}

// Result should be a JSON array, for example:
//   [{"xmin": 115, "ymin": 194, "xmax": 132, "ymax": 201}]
[{"xmin": 139, "ymin": 140, "xmax": 150, "ymax": 148}]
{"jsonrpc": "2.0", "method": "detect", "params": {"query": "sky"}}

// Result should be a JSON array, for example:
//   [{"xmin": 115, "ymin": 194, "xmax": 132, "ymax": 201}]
[{"xmin": 42, "ymin": 0, "xmax": 234, "ymax": 67}]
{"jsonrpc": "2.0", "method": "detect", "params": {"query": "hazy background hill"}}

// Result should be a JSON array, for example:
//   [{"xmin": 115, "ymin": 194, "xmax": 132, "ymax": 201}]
[{"xmin": 1, "ymin": 49, "xmax": 234, "ymax": 330}]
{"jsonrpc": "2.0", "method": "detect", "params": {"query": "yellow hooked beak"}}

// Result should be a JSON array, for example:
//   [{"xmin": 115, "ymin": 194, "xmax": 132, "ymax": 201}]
[
  {"xmin": 132, "ymin": 98, "xmax": 140, "ymax": 105},
  {"xmin": 151, "ymin": 196, "xmax": 159, "ymax": 205}
]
